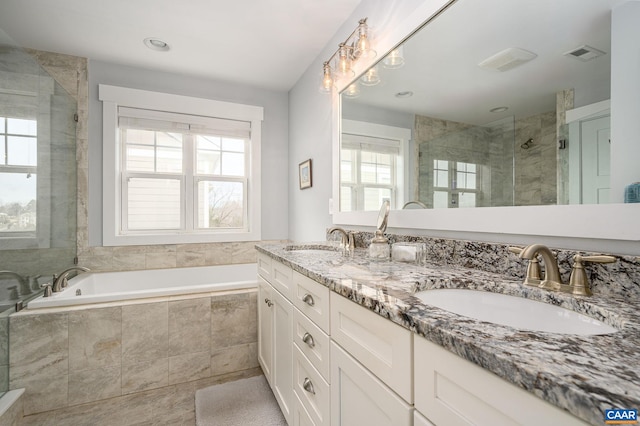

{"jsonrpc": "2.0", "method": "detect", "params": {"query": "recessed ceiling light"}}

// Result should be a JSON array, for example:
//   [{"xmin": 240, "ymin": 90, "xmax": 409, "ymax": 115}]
[
  {"xmin": 490, "ymin": 106, "xmax": 508, "ymax": 113},
  {"xmin": 395, "ymin": 91, "xmax": 413, "ymax": 98},
  {"xmin": 143, "ymin": 38, "xmax": 170, "ymax": 52}
]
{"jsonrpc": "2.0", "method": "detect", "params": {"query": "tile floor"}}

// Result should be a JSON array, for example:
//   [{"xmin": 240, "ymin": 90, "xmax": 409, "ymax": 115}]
[{"xmin": 20, "ymin": 367, "xmax": 261, "ymax": 425}]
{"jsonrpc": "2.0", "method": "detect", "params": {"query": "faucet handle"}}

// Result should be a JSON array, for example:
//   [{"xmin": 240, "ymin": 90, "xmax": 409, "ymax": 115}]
[
  {"xmin": 40, "ymin": 283, "xmax": 53, "ymax": 297},
  {"xmin": 568, "ymin": 254, "xmax": 617, "ymax": 296},
  {"xmin": 509, "ymin": 246, "xmax": 542, "ymax": 286}
]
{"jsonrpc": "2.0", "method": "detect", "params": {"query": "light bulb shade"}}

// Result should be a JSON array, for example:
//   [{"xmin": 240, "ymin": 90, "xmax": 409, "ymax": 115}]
[
  {"xmin": 343, "ymin": 83, "xmax": 360, "ymax": 98},
  {"xmin": 360, "ymin": 66, "xmax": 380, "ymax": 86},
  {"xmin": 354, "ymin": 19, "xmax": 376, "ymax": 60},
  {"xmin": 319, "ymin": 62, "xmax": 334, "ymax": 94},
  {"xmin": 335, "ymin": 43, "xmax": 354, "ymax": 79},
  {"xmin": 383, "ymin": 45, "xmax": 405, "ymax": 69}
]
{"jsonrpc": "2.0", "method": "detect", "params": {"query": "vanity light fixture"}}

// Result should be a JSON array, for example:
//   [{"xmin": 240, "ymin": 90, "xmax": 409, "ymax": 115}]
[
  {"xmin": 383, "ymin": 45, "xmax": 405, "ymax": 69},
  {"xmin": 490, "ymin": 106, "xmax": 509, "ymax": 113},
  {"xmin": 143, "ymin": 37, "xmax": 170, "ymax": 52},
  {"xmin": 360, "ymin": 66, "xmax": 381, "ymax": 86},
  {"xmin": 343, "ymin": 83, "xmax": 361, "ymax": 98},
  {"xmin": 320, "ymin": 18, "xmax": 376, "ymax": 93}
]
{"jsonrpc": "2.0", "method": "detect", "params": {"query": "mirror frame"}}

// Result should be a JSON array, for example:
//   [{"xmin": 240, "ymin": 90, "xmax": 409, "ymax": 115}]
[{"xmin": 331, "ymin": 0, "xmax": 640, "ymax": 248}]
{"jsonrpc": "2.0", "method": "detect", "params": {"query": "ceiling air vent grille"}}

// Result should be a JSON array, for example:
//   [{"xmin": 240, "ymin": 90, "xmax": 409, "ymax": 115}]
[
  {"xmin": 564, "ymin": 45, "xmax": 606, "ymax": 61},
  {"xmin": 478, "ymin": 47, "xmax": 537, "ymax": 72}
]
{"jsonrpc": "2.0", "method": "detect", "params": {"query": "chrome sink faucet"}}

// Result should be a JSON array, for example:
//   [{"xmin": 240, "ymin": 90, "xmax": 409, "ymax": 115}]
[
  {"xmin": 52, "ymin": 266, "xmax": 90, "ymax": 292},
  {"xmin": 328, "ymin": 226, "xmax": 355, "ymax": 253}
]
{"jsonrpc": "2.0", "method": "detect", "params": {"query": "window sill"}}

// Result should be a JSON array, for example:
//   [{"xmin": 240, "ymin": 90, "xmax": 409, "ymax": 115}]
[{"xmin": 102, "ymin": 229, "xmax": 261, "ymax": 247}]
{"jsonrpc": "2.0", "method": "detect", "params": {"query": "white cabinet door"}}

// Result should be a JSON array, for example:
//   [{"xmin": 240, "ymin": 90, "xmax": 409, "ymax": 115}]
[
  {"xmin": 257, "ymin": 276, "xmax": 273, "ymax": 383},
  {"xmin": 330, "ymin": 293, "xmax": 413, "ymax": 403},
  {"xmin": 414, "ymin": 337, "xmax": 589, "ymax": 426},
  {"xmin": 330, "ymin": 342, "xmax": 412, "ymax": 426},
  {"xmin": 272, "ymin": 283, "xmax": 294, "ymax": 425}
]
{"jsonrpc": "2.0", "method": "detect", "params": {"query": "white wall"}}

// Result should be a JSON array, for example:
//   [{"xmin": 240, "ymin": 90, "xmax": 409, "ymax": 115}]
[
  {"xmin": 88, "ymin": 60, "xmax": 289, "ymax": 246},
  {"xmin": 611, "ymin": 0, "xmax": 640, "ymax": 201},
  {"xmin": 288, "ymin": 0, "xmax": 432, "ymax": 241}
]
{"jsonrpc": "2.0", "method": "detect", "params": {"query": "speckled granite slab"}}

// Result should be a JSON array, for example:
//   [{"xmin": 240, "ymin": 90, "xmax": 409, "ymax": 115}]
[
  {"xmin": 329, "ymin": 231, "xmax": 640, "ymax": 299},
  {"xmin": 256, "ymin": 242, "xmax": 640, "ymax": 426}
]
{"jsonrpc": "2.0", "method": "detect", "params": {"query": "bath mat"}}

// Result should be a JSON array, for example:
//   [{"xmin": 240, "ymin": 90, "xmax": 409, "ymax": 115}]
[{"xmin": 195, "ymin": 375, "xmax": 287, "ymax": 426}]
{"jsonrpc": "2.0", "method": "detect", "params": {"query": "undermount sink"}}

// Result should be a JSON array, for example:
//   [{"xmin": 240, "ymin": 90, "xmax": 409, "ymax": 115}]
[
  {"xmin": 415, "ymin": 289, "xmax": 618, "ymax": 336},
  {"xmin": 285, "ymin": 244, "xmax": 341, "ymax": 254}
]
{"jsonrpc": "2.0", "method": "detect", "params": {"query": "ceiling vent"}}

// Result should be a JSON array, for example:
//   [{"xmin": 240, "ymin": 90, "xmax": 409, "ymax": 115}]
[
  {"xmin": 478, "ymin": 47, "xmax": 537, "ymax": 72},
  {"xmin": 564, "ymin": 45, "xmax": 606, "ymax": 62}
]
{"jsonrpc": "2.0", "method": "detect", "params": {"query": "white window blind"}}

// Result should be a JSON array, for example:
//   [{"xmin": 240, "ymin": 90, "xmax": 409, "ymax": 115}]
[{"xmin": 100, "ymin": 84, "xmax": 263, "ymax": 246}]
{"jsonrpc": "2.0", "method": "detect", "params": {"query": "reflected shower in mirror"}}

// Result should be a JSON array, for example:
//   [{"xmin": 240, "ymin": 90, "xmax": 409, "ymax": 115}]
[{"xmin": 340, "ymin": 0, "xmax": 621, "ymax": 212}]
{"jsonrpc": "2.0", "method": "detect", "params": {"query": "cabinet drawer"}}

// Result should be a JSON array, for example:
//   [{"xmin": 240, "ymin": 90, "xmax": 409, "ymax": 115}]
[
  {"xmin": 271, "ymin": 259, "xmax": 294, "ymax": 300},
  {"xmin": 414, "ymin": 410, "xmax": 435, "ymax": 426},
  {"xmin": 293, "ymin": 307, "xmax": 330, "ymax": 382},
  {"xmin": 293, "ymin": 391, "xmax": 316, "ymax": 426},
  {"xmin": 293, "ymin": 345, "xmax": 330, "ymax": 426},
  {"xmin": 330, "ymin": 342, "xmax": 413, "ymax": 426},
  {"xmin": 257, "ymin": 252, "xmax": 271, "ymax": 281},
  {"xmin": 292, "ymin": 271, "xmax": 330, "ymax": 333},
  {"xmin": 414, "ymin": 337, "xmax": 588, "ymax": 426},
  {"xmin": 330, "ymin": 293, "xmax": 413, "ymax": 403}
]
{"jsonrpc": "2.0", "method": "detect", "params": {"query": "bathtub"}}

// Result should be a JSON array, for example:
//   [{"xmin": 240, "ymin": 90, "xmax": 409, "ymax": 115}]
[{"xmin": 26, "ymin": 263, "xmax": 257, "ymax": 309}]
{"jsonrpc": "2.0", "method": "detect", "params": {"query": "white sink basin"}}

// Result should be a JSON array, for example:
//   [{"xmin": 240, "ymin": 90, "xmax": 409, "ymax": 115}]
[{"xmin": 415, "ymin": 289, "xmax": 618, "ymax": 335}]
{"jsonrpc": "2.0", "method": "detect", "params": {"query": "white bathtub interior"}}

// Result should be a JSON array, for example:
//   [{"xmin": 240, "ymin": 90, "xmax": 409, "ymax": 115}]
[{"xmin": 27, "ymin": 263, "xmax": 258, "ymax": 309}]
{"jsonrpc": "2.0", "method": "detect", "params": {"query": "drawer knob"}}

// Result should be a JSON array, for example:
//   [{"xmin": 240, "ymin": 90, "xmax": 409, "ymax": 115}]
[
  {"xmin": 302, "ymin": 332, "xmax": 315, "ymax": 348},
  {"xmin": 265, "ymin": 298, "xmax": 273, "ymax": 307},
  {"xmin": 302, "ymin": 293, "xmax": 315, "ymax": 307},
  {"xmin": 303, "ymin": 377, "xmax": 315, "ymax": 395}
]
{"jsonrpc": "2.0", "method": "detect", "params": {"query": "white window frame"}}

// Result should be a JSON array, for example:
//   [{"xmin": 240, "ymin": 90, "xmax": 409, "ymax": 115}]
[
  {"xmin": 99, "ymin": 84, "xmax": 263, "ymax": 246},
  {"xmin": 0, "ymin": 72, "xmax": 54, "ymax": 249},
  {"xmin": 340, "ymin": 119, "xmax": 411, "ymax": 211}
]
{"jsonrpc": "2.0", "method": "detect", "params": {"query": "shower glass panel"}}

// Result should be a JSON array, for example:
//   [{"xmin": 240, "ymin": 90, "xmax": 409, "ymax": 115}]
[
  {"xmin": 0, "ymin": 39, "xmax": 78, "ymax": 397},
  {"xmin": 417, "ymin": 116, "xmax": 515, "ymax": 208}
]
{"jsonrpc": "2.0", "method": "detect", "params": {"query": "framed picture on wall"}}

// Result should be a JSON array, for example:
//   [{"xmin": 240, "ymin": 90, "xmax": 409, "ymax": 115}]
[{"xmin": 299, "ymin": 159, "xmax": 312, "ymax": 189}]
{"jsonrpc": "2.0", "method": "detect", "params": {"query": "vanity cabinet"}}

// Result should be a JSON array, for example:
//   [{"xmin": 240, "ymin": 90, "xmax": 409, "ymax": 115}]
[
  {"xmin": 257, "ymin": 254, "xmax": 294, "ymax": 425},
  {"xmin": 331, "ymin": 341, "xmax": 413, "ymax": 426},
  {"xmin": 414, "ymin": 337, "xmax": 588, "ymax": 426}
]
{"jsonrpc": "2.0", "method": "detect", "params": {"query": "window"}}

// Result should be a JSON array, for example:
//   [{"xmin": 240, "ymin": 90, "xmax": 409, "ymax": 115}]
[
  {"xmin": 340, "ymin": 120, "xmax": 410, "ymax": 212},
  {"xmin": 100, "ymin": 85, "xmax": 263, "ymax": 245},
  {"xmin": 0, "ymin": 116, "xmax": 38, "ymax": 236},
  {"xmin": 433, "ymin": 160, "xmax": 479, "ymax": 208}
]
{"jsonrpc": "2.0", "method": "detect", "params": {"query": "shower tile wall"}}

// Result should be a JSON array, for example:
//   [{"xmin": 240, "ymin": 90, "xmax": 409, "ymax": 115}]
[
  {"xmin": 9, "ymin": 290, "xmax": 258, "ymax": 416},
  {"xmin": 415, "ymin": 115, "xmax": 514, "ymax": 208},
  {"xmin": 415, "ymin": 111, "xmax": 558, "ymax": 208},
  {"xmin": 514, "ymin": 110, "xmax": 557, "ymax": 205}
]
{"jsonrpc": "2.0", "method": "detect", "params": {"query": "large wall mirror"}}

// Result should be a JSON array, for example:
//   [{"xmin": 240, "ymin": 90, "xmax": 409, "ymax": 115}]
[{"xmin": 333, "ymin": 0, "xmax": 640, "ymax": 246}]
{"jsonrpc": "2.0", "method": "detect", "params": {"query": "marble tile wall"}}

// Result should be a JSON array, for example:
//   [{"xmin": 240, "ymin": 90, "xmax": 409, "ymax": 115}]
[
  {"xmin": 514, "ymin": 110, "xmax": 558, "ymax": 206},
  {"xmin": 340, "ymin": 230, "xmax": 640, "ymax": 300},
  {"xmin": 8, "ymin": 290, "xmax": 258, "ymax": 416}
]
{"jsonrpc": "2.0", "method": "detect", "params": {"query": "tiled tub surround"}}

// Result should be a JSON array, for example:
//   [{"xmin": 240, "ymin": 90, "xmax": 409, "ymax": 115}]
[
  {"xmin": 9, "ymin": 289, "xmax": 258, "ymax": 417},
  {"xmin": 256, "ymin": 242, "xmax": 640, "ymax": 425}
]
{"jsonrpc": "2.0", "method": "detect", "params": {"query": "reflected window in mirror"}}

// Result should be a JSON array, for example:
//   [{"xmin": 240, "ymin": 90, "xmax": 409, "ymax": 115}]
[
  {"xmin": 0, "ymin": 115, "xmax": 37, "ymax": 237},
  {"xmin": 340, "ymin": 120, "xmax": 411, "ymax": 212}
]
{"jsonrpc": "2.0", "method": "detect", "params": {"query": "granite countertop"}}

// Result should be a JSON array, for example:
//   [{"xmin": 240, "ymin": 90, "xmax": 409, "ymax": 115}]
[{"xmin": 256, "ymin": 242, "xmax": 640, "ymax": 426}]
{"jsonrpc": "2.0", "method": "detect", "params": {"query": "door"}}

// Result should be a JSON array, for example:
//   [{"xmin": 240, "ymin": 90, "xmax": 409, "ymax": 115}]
[
  {"xmin": 272, "ymin": 286, "xmax": 294, "ymax": 425},
  {"xmin": 257, "ymin": 276, "xmax": 273, "ymax": 383},
  {"xmin": 581, "ymin": 115, "xmax": 611, "ymax": 204}
]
